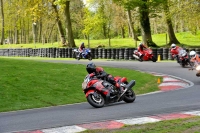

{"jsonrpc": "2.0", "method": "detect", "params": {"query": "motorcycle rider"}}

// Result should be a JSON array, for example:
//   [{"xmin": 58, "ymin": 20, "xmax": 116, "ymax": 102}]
[
  {"xmin": 137, "ymin": 42, "xmax": 147, "ymax": 60},
  {"xmin": 189, "ymin": 51, "xmax": 200, "ymax": 70},
  {"xmin": 170, "ymin": 43, "xmax": 183, "ymax": 63},
  {"xmin": 78, "ymin": 42, "xmax": 85, "ymax": 57},
  {"xmin": 86, "ymin": 62, "xmax": 120, "ymax": 92}
]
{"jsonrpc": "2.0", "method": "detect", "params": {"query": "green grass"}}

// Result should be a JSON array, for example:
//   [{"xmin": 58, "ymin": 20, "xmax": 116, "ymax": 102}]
[
  {"xmin": 82, "ymin": 117, "xmax": 200, "ymax": 133},
  {"xmin": 0, "ymin": 58, "xmax": 160, "ymax": 112},
  {"xmin": 1, "ymin": 31, "xmax": 200, "ymax": 49}
]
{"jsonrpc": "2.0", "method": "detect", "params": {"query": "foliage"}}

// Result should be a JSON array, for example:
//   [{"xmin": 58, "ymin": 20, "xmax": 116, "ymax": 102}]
[{"xmin": 0, "ymin": 0, "xmax": 200, "ymax": 45}]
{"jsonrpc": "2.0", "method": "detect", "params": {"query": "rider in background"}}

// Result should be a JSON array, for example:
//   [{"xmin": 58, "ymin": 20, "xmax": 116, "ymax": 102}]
[
  {"xmin": 137, "ymin": 42, "xmax": 147, "ymax": 60},
  {"xmin": 78, "ymin": 42, "xmax": 85, "ymax": 57},
  {"xmin": 170, "ymin": 43, "xmax": 183, "ymax": 63},
  {"xmin": 86, "ymin": 62, "xmax": 119, "ymax": 89},
  {"xmin": 189, "ymin": 51, "xmax": 200, "ymax": 69}
]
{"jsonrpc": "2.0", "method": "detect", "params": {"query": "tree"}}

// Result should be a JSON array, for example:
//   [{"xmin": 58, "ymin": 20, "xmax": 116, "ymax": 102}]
[
  {"xmin": 113, "ymin": 0, "xmax": 157, "ymax": 47},
  {"xmin": 0, "ymin": 0, "xmax": 4, "ymax": 45},
  {"xmin": 51, "ymin": 0, "xmax": 67, "ymax": 46},
  {"xmin": 55, "ymin": 0, "xmax": 76, "ymax": 47},
  {"xmin": 139, "ymin": 0, "xmax": 157, "ymax": 47},
  {"xmin": 127, "ymin": 9, "xmax": 140, "ymax": 41},
  {"xmin": 64, "ymin": 1, "xmax": 75, "ymax": 47},
  {"xmin": 163, "ymin": 0, "xmax": 180, "ymax": 45}
]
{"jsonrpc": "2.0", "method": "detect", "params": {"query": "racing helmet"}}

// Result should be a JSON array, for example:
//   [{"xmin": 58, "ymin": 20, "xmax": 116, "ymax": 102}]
[
  {"xmin": 86, "ymin": 62, "xmax": 96, "ymax": 74},
  {"xmin": 171, "ymin": 43, "xmax": 176, "ymax": 49},
  {"xmin": 81, "ymin": 42, "xmax": 85, "ymax": 47},
  {"xmin": 189, "ymin": 51, "xmax": 196, "ymax": 58},
  {"xmin": 139, "ymin": 42, "xmax": 144, "ymax": 47}
]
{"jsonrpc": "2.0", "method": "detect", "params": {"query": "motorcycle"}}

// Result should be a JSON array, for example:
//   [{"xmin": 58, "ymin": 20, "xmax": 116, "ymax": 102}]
[
  {"xmin": 196, "ymin": 65, "xmax": 200, "ymax": 77},
  {"xmin": 133, "ymin": 48, "xmax": 157, "ymax": 62},
  {"xmin": 178, "ymin": 49, "xmax": 191, "ymax": 67},
  {"xmin": 72, "ymin": 48, "xmax": 92, "ymax": 61},
  {"xmin": 82, "ymin": 74, "xmax": 136, "ymax": 108},
  {"xmin": 189, "ymin": 62, "xmax": 200, "ymax": 77}
]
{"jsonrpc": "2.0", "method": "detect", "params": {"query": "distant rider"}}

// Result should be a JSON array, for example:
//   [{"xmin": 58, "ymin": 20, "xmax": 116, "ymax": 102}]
[
  {"xmin": 78, "ymin": 42, "xmax": 85, "ymax": 57},
  {"xmin": 189, "ymin": 50, "xmax": 200, "ymax": 70},
  {"xmin": 86, "ymin": 62, "xmax": 120, "ymax": 89},
  {"xmin": 137, "ymin": 42, "xmax": 147, "ymax": 60},
  {"xmin": 170, "ymin": 43, "xmax": 183, "ymax": 63}
]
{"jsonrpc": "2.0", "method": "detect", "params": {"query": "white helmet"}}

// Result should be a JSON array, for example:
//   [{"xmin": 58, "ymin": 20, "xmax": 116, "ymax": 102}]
[
  {"xmin": 171, "ymin": 43, "xmax": 176, "ymax": 49},
  {"xmin": 189, "ymin": 51, "xmax": 196, "ymax": 58}
]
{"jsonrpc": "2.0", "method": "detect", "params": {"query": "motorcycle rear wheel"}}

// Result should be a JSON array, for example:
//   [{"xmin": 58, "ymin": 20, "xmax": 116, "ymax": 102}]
[
  {"xmin": 123, "ymin": 89, "xmax": 136, "ymax": 103},
  {"xmin": 87, "ymin": 92, "xmax": 105, "ymax": 108}
]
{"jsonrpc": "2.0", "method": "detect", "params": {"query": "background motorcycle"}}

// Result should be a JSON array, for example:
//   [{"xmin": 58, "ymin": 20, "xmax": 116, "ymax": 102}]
[
  {"xmin": 196, "ymin": 65, "xmax": 200, "ymax": 77},
  {"xmin": 82, "ymin": 74, "xmax": 136, "ymax": 108},
  {"xmin": 189, "ymin": 62, "xmax": 200, "ymax": 77},
  {"xmin": 73, "ymin": 48, "xmax": 92, "ymax": 61},
  {"xmin": 133, "ymin": 48, "xmax": 157, "ymax": 62},
  {"xmin": 178, "ymin": 49, "xmax": 191, "ymax": 67}
]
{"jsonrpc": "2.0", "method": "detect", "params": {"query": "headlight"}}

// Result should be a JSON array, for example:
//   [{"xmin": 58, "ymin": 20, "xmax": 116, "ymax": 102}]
[
  {"xmin": 196, "ymin": 65, "xmax": 200, "ymax": 71},
  {"xmin": 82, "ymin": 82, "xmax": 87, "ymax": 90},
  {"xmin": 182, "ymin": 53, "xmax": 186, "ymax": 57}
]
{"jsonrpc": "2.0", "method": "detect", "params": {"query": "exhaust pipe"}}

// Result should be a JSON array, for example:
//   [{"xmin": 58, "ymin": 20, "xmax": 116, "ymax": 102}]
[
  {"xmin": 118, "ymin": 80, "xmax": 135, "ymax": 101},
  {"xmin": 125, "ymin": 80, "xmax": 135, "ymax": 90}
]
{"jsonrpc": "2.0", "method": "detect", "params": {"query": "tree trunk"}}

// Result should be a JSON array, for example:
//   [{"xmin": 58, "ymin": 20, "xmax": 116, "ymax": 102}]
[
  {"xmin": 0, "ymin": 0, "xmax": 4, "ymax": 45},
  {"xmin": 139, "ymin": 0, "xmax": 157, "ymax": 47},
  {"xmin": 103, "ymin": 24, "xmax": 107, "ymax": 39},
  {"xmin": 64, "ymin": 1, "xmax": 76, "ymax": 47},
  {"xmin": 52, "ymin": 0, "xmax": 67, "ymax": 46},
  {"xmin": 127, "ymin": 10, "xmax": 140, "ymax": 41},
  {"xmin": 163, "ymin": 0, "xmax": 180, "ymax": 45},
  {"xmin": 121, "ymin": 26, "xmax": 125, "ymax": 38},
  {"xmin": 47, "ymin": 22, "xmax": 56, "ymax": 42},
  {"xmin": 14, "ymin": 28, "xmax": 19, "ymax": 44}
]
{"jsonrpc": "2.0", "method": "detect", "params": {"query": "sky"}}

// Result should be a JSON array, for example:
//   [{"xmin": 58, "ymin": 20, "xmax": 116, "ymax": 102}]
[{"xmin": 83, "ymin": 0, "xmax": 86, "ymax": 4}]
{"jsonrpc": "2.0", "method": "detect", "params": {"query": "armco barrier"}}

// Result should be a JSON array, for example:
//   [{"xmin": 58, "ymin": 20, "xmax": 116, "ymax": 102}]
[{"xmin": 0, "ymin": 47, "xmax": 199, "ymax": 60}]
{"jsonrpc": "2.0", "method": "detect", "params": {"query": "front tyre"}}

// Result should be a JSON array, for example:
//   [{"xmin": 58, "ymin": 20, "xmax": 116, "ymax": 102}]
[
  {"xmin": 87, "ymin": 92, "xmax": 105, "ymax": 108},
  {"xmin": 88, "ymin": 53, "xmax": 93, "ymax": 61},
  {"xmin": 123, "ymin": 89, "xmax": 136, "ymax": 103},
  {"xmin": 151, "ymin": 56, "xmax": 157, "ymax": 62}
]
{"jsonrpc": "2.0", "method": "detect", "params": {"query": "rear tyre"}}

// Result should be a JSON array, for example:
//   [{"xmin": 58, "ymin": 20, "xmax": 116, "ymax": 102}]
[
  {"xmin": 76, "ymin": 53, "xmax": 81, "ymax": 60},
  {"xmin": 123, "ymin": 89, "xmax": 136, "ymax": 103},
  {"xmin": 87, "ymin": 92, "xmax": 105, "ymax": 108}
]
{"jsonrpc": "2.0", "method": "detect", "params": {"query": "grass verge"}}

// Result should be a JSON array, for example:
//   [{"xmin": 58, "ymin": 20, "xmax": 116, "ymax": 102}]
[
  {"xmin": 0, "ymin": 58, "xmax": 160, "ymax": 112},
  {"xmin": 82, "ymin": 116, "xmax": 200, "ymax": 133}
]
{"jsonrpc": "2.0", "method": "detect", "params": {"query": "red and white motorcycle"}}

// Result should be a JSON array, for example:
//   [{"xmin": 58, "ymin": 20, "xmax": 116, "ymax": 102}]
[
  {"xmin": 178, "ymin": 49, "xmax": 191, "ymax": 67},
  {"xmin": 82, "ymin": 74, "xmax": 136, "ymax": 108},
  {"xmin": 133, "ymin": 48, "xmax": 157, "ymax": 62}
]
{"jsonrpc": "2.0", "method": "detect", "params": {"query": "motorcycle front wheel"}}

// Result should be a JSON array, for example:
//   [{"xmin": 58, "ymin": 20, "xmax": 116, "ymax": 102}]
[
  {"xmin": 151, "ymin": 56, "xmax": 157, "ymax": 62},
  {"xmin": 123, "ymin": 89, "xmax": 136, "ymax": 103},
  {"xmin": 87, "ymin": 53, "xmax": 93, "ymax": 61},
  {"xmin": 87, "ymin": 92, "xmax": 105, "ymax": 108}
]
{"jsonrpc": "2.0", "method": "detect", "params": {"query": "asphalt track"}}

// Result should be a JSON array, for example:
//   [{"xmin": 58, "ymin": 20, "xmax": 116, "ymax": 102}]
[{"xmin": 0, "ymin": 60, "xmax": 200, "ymax": 133}]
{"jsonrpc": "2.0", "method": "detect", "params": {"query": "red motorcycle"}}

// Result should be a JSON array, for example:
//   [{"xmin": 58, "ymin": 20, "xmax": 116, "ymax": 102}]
[
  {"xmin": 133, "ymin": 48, "xmax": 157, "ymax": 62},
  {"xmin": 82, "ymin": 74, "xmax": 136, "ymax": 108},
  {"xmin": 177, "ymin": 49, "xmax": 191, "ymax": 67}
]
